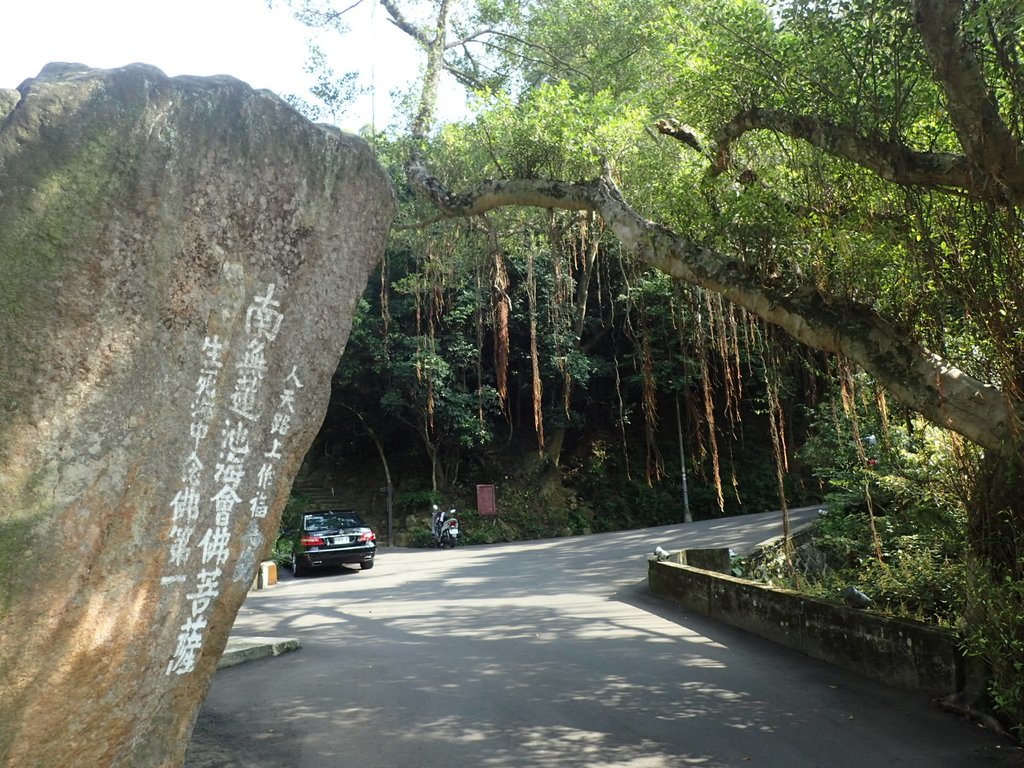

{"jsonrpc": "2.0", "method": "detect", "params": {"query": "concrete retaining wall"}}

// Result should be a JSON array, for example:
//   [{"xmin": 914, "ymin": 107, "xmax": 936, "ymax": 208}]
[{"xmin": 649, "ymin": 556, "xmax": 965, "ymax": 696}]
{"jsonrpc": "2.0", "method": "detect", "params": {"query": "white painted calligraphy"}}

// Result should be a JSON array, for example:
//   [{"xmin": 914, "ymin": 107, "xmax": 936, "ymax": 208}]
[
  {"xmin": 186, "ymin": 567, "xmax": 222, "ymax": 615},
  {"xmin": 168, "ymin": 525, "xmax": 194, "ymax": 567},
  {"xmin": 165, "ymin": 287, "xmax": 307, "ymax": 672},
  {"xmin": 166, "ymin": 615, "xmax": 208, "ymax": 676},
  {"xmin": 249, "ymin": 367, "xmax": 303, "ymax": 519},
  {"xmin": 245, "ymin": 283, "xmax": 284, "ymax": 341},
  {"xmin": 169, "ymin": 487, "xmax": 201, "ymax": 522},
  {"xmin": 269, "ymin": 411, "xmax": 292, "ymax": 437},
  {"xmin": 249, "ymin": 491, "xmax": 270, "ymax": 519},
  {"xmin": 198, "ymin": 525, "xmax": 231, "ymax": 566}
]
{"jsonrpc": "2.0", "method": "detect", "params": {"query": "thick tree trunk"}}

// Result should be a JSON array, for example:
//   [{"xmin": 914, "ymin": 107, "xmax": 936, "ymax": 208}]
[
  {"xmin": 0, "ymin": 64, "xmax": 395, "ymax": 767},
  {"xmin": 381, "ymin": 0, "xmax": 451, "ymax": 139},
  {"xmin": 970, "ymin": 447, "xmax": 1024, "ymax": 577},
  {"xmin": 913, "ymin": 0, "xmax": 1024, "ymax": 205}
]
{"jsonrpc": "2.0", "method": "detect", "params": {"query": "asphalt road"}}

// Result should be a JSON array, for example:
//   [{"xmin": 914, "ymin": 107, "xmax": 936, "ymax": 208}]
[{"xmin": 185, "ymin": 507, "xmax": 1019, "ymax": 767}]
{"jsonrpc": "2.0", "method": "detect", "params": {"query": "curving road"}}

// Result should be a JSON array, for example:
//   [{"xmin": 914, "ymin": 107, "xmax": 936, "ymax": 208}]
[{"xmin": 186, "ymin": 508, "xmax": 1018, "ymax": 767}]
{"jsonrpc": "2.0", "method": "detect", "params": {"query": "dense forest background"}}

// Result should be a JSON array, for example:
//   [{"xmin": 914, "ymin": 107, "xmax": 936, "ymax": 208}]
[
  {"xmin": 277, "ymin": 0, "xmax": 1024, "ymax": 736},
  {"xmin": 306, "ymin": 208, "xmax": 827, "ymax": 532}
]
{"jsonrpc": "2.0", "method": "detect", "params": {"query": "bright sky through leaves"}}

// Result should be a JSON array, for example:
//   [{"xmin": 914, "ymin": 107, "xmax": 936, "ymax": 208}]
[{"xmin": 0, "ymin": 0, "xmax": 460, "ymax": 132}]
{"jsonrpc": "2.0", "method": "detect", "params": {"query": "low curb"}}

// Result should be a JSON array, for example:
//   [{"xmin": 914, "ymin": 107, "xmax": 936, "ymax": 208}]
[{"xmin": 218, "ymin": 637, "xmax": 301, "ymax": 669}]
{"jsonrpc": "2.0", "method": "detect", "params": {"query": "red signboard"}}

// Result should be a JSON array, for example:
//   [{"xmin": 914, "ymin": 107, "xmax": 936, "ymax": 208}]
[{"xmin": 476, "ymin": 484, "xmax": 497, "ymax": 516}]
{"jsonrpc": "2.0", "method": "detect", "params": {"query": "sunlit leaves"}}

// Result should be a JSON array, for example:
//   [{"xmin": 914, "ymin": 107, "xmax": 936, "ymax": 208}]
[
  {"xmin": 467, "ymin": 82, "xmax": 649, "ymax": 179},
  {"xmin": 284, "ymin": 44, "xmax": 363, "ymax": 122}
]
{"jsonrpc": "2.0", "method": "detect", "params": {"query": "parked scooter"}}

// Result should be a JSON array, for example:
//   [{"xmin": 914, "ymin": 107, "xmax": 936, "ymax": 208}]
[{"xmin": 430, "ymin": 504, "xmax": 459, "ymax": 548}]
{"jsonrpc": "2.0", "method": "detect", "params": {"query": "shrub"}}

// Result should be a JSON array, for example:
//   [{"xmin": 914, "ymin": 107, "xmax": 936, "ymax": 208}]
[{"xmin": 758, "ymin": 408, "xmax": 973, "ymax": 627}]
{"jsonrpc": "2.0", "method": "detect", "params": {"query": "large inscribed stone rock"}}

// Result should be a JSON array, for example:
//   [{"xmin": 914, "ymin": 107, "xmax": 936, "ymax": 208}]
[{"xmin": 0, "ymin": 64, "xmax": 395, "ymax": 766}]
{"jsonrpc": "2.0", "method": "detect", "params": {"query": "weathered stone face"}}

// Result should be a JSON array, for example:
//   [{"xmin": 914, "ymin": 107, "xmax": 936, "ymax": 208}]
[{"xmin": 0, "ymin": 64, "xmax": 395, "ymax": 766}]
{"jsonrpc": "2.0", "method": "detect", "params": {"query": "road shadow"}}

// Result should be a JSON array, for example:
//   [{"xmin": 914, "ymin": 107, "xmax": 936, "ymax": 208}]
[{"xmin": 188, "ymin": 509, "xmax": 1021, "ymax": 768}]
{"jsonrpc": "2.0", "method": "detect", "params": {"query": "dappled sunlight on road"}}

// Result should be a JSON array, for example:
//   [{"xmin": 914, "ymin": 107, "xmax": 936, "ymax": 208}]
[
  {"xmin": 244, "ymin": 579, "xmax": 734, "ymax": 656},
  {"xmin": 213, "ymin": 520, "xmax": 816, "ymax": 766},
  {"xmin": 396, "ymin": 718, "xmax": 717, "ymax": 767},
  {"xmin": 334, "ymin": 594, "xmax": 730, "ymax": 649},
  {"xmin": 200, "ymin": 513, "xmax": 821, "ymax": 767},
  {"xmin": 287, "ymin": 611, "xmax": 349, "ymax": 630},
  {"xmin": 190, "ymin": 508, "xmax": 1012, "ymax": 768},
  {"xmin": 501, "ymin": 726, "xmax": 704, "ymax": 768}
]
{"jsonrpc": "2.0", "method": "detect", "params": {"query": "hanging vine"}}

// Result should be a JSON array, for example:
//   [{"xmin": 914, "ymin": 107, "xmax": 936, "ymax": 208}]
[
  {"xmin": 525, "ymin": 242, "xmax": 545, "ymax": 453},
  {"xmin": 693, "ymin": 288, "xmax": 725, "ymax": 513},
  {"xmin": 631, "ymin": 301, "xmax": 664, "ymax": 485},
  {"xmin": 484, "ymin": 217, "xmax": 511, "ymax": 413},
  {"xmin": 475, "ymin": 245, "xmax": 486, "ymax": 424},
  {"xmin": 548, "ymin": 212, "xmax": 576, "ymax": 417},
  {"xmin": 612, "ymin": 349, "xmax": 633, "ymax": 481},
  {"xmin": 838, "ymin": 360, "xmax": 885, "ymax": 562},
  {"xmin": 756, "ymin": 322, "xmax": 794, "ymax": 561}
]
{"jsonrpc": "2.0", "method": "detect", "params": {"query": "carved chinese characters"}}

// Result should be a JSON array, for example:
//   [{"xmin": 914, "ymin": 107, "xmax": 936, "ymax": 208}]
[{"xmin": 164, "ymin": 285, "xmax": 307, "ymax": 677}]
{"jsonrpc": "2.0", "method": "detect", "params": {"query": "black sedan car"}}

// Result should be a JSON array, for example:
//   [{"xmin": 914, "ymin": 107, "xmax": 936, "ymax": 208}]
[{"xmin": 290, "ymin": 510, "xmax": 376, "ymax": 576}]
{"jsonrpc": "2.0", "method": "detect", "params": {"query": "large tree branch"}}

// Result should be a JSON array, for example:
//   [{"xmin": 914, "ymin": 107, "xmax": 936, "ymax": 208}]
[
  {"xmin": 447, "ymin": 27, "xmax": 592, "ymax": 84},
  {"xmin": 700, "ymin": 2, "xmax": 1024, "ymax": 207},
  {"xmin": 403, "ymin": 163, "xmax": 1011, "ymax": 451},
  {"xmin": 379, "ymin": 0, "xmax": 430, "ymax": 46},
  {"xmin": 913, "ymin": 0, "xmax": 1024, "ymax": 204},
  {"xmin": 702, "ymin": 107, "xmax": 997, "ymax": 200}
]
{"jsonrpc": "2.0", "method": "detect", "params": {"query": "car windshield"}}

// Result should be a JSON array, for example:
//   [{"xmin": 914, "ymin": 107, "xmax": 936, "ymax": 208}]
[{"xmin": 303, "ymin": 512, "xmax": 363, "ymax": 532}]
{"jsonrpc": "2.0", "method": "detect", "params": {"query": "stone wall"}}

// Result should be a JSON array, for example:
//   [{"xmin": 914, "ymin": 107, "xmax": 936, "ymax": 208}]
[{"xmin": 649, "ymin": 555, "xmax": 966, "ymax": 696}]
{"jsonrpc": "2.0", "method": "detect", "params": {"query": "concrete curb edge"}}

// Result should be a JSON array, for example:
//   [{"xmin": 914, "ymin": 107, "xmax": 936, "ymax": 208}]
[{"xmin": 218, "ymin": 637, "xmax": 301, "ymax": 669}]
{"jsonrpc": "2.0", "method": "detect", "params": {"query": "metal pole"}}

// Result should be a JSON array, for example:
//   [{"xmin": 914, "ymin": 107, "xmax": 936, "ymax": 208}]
[
  {"xmin": 675, "ymin": 393, "xmax": 692, "ymax": 523},
  {"xmin": 386, "ymin": 481, "xmax": 394, "ymax": 546}
]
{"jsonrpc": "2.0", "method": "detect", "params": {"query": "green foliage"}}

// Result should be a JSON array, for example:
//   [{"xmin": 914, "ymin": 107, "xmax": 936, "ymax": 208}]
[
  {"xmin": 963, "ymin": 564, "xmax": 1024, "ymax": 739},
  {"xmin": 279, "ymin": 491, "xmax": 316, "ymax": 531},
  {"xmin": 770, "ymin": 0, "xmax": 937, "ymax": 128},
  {"xmin": 793, "ymin": 512, "xmax": 967, "ymax": 626},
  {"xmin": 393, "ymin": 488, "xmax": 441, "ymax": 516},
  {"xmin": 800, "ymin": 375, "xmax": 972, "ymax": 515},
  {"xmin": 467, "ymin": 82, "xmax": 650, "ymax": 179},
  {"xmin": 588, "ymin": 480, "xmax": 681, "ymax": 532},
  {"xmin": 271, "ymin": 491, "xmax": 319, "ymax": 567},
  {"xmin": 284, "ymin": 44, "xmax": 363, "ymax": 123},
  {"xmin": 458, "ymin": 504, "xmax": 587, "ymax": 545},
  {"xmin": 270, "ymin": 535, "xmax": 294, "ymax": 569},
  {"xmin": 787, "ymin": 384, "xmax": 971, "ymax": 625}
]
